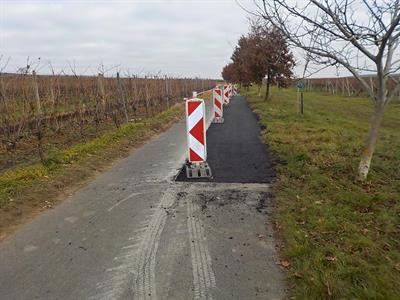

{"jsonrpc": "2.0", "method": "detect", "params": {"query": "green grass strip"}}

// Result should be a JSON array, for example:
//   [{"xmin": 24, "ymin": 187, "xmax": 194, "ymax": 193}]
[
  {"xmin": 246, "ymin": 86, "xmax": 400, "ymax": 299},
  {"xmin": 0, "ymin": 104, "xmax": 183, "ymax": 207}
]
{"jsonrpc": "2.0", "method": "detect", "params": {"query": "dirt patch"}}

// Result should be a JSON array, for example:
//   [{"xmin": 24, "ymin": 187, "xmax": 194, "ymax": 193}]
[{"xmin": 193, "ymin": 188, "xmax": 271, "ymax": 215}]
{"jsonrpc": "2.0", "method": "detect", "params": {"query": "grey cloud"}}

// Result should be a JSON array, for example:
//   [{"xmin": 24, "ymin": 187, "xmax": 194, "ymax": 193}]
[{"xmin": 0, "ymin": 0, "xmax": 310, "ymax": 78}]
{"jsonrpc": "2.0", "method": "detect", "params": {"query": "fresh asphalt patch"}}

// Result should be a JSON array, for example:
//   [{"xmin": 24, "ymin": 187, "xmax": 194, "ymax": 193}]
[{"xmin": 175, "ymin": 95, "xmax": 275, "ymax": 183}]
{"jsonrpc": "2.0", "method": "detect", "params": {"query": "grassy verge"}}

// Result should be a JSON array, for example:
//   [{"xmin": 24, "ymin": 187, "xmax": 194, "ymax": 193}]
[
  {"xmin": 0, "ymin": 102, "xmax": 185, "ymax": 239},
  {"xmin": 246, "ymin": 87, "xmax": 400, "ymax": 299}
]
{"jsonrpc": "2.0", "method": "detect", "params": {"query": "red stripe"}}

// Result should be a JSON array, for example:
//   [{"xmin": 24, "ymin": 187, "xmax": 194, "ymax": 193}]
[
  {"xmin": 189, "ymin": 117, "xmax": 204, "ymax": 144},
  {"xmin": 187, "ymin": 101, "xmax": 201, "ymax": 116},
  {"xmin": 189, "ymin": 148, "xmax": 203, "ymax": 162},
  {"xmin": 215, "ymin": 111, "xmax": 220, "ymax": 118},
  {"xmin": 214, "ymin": 98, "xmax": 222, "ymax": 110},
  {"xmin": 215, "ymin": 89, "xmax": 221, "ymax": 96}
]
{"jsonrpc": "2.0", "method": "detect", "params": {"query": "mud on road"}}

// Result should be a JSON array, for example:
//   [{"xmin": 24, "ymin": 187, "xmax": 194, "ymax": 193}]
[{"xmin": 151, "ymin": 182, "xmax": 285, "ymax": 299}]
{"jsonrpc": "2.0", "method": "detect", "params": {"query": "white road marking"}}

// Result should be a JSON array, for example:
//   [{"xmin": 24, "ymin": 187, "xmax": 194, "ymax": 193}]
[{"xmin": 107, "ymin": 192, "xmax": 142, "ymax": 212}]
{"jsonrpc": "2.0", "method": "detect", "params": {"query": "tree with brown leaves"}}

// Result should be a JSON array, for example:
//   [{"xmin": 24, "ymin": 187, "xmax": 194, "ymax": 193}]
[{"xmin": 222, "ymin": 22, "xmax": 295, "ymax": 100}]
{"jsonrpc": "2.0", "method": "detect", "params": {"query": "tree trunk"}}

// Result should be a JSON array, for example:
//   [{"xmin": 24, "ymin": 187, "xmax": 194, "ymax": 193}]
[
  {"xmin": 356, "ymin": 103, "xmax": 385, "ymax": 181},
  {"xmin": 32, "ymin": 71, "xmax": 41, "ymax": 115},
  {"xmin": 97, "ymin": 74, "xmax": 106, "ymax": 113},
  {"xmin": 165, "ymin": 77, "xmax": 170, "ymax": 109},
  {"xmin": 145, "ymin": 82, "xmax": 150, "ymax": 117},
  {"xmin": 257, "ymin": 81, "xmax": 262, "ymax": 98},
  {"xmin": 264, "ymin": 71, "xmax": 271, "ymax": 101},
  {"xmin": 116, "ymin": 72, "xmax": 129, "ymax": 123},
  {"xmin": 299, "ymin": 90, "xmax": 304, "ymax": 114}
]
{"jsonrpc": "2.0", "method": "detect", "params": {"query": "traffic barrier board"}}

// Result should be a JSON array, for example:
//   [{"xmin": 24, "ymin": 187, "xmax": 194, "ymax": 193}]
[
  {"xmin": 212, "ymin": 88, "xmax": 224, "ymax": 123},
  {"xmin": 186, "ymin": 97, "xmax": 207, "ymax": 162},
  {"xmin": 185, "ymin": 96, "xmax": 212, "ymax": 178},
  {"xmin": 223, "ymin": 85, "xmax": 230, "ymax": 104}
]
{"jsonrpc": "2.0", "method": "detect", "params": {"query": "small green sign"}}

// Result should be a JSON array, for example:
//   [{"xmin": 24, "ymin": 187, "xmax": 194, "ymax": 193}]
[{"xmin": 296, "ymin": 82, "xmax": 305, "ymax": 90}]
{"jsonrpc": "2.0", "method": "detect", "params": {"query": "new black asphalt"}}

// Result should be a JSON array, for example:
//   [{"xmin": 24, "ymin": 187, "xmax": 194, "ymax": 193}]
[{"xmin": 176, "ymin": 95, "xmax": 275, "ymax": 183}]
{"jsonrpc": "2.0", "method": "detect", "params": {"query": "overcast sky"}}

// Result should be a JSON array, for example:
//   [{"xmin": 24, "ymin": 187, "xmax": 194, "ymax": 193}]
[{"xmin": 0, "ymin": 0, "xmax": 342, "ymax": 78}]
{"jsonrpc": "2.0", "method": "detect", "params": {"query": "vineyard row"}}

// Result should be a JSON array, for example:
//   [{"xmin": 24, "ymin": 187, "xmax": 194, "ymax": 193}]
[
  {"xmin": 302, "ymin": 75, "xmax": 400, "ymax": 99},
  {"xmin": 0, "ymin": 72, "xmax": 216, "ymax": 167}
]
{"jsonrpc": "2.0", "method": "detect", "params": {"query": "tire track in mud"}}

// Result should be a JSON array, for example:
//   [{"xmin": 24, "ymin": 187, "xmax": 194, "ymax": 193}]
[
  {"xmin": 186, "ymin": 186, "xmax": 216, "ymax": 300},
  {"xmin": 91, "ymin": 185, "xmax": 178, "ymax": 300}
]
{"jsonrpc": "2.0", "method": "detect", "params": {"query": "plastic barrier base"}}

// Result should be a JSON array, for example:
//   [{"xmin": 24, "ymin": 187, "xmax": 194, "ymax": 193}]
[
  {"xmin": 185, "ymin": 162, "xmax": 212, "ymax": 179},
  {"xmin": 212, "ymin": 117, "xmax": 224, "ymax": 124}
]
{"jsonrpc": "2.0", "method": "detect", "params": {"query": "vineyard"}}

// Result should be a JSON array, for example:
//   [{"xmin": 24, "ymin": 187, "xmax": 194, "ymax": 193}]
[
  {"xmin": 303, "ymin": 75, "xmax": 400, "ymax": 99},
  {"xmin": 0, "ymin": 72, "xmax": 215, "ymax": 171}
]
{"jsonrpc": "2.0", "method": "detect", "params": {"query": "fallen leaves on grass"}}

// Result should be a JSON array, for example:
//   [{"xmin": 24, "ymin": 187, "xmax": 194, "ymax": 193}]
[
  {"xmin": 279, "ymin": 260, "xmax": 291, "ymax": 268},
  {"xmin": 325, "ymin": 255, "xmax": 337, "ymax": 262},
  {"xmin": 395, "ymin": 263, "xmax": 400, "ymax": 272}
]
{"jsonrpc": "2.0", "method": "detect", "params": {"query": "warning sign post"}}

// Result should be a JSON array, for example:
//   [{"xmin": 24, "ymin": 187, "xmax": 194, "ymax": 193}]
[
  {"xmin": 185, "ymin": 96, "xmax": 212, "ymax": 178},
  {"xmin": 212, "ymin": 87, "xmax": 224, "ymax": 123}
]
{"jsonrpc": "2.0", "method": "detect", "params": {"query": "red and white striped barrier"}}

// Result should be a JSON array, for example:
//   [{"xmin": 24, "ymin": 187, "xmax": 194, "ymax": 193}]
[
  {"xmin": 233, "ymin": 85, "xmax": 238, "ymax": 95},
  {"xmin": 185, "ymin": 96, "xmax": 212, "ymax": 178},
  {"xmin": 228, "ymin": 84, "xmax": 233, "ymax": 98},
  {"xmin": 186, "ymin": 97, "xmax": 206, "ymax": 163},
  {"xmin": 190, "ymin": 91, "xmax": 197, "ymax": 99},
  {"xmin": 212, "ymin": 87, "xmax": 224, "ymax": 123},
  {"xmin": 223, "ymin": 84, "xmax": 230, "ymax": 105}
]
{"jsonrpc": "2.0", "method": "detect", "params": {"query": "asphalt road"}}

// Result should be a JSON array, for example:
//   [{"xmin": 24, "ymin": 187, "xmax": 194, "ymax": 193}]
[
  {"xmin": 176, "ymin": 95, "xmax": 275, "ymax": 183},
  {"xmin": 0, "ymin": 95, "xmax": 285, "ymax": 300}
]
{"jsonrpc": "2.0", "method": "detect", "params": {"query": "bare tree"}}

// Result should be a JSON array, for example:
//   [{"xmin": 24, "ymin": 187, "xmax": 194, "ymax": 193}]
[{"xmin": 257, "ymin": 0, "xmax": 400, "ymax": 181}]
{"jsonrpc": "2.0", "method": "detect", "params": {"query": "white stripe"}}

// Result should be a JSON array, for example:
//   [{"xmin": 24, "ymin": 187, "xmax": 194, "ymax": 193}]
[
  {"xmin": 187, "ymin": 99, "xmax": 206, "ymax": 162},
  {"xmin": 189, "ymin": 135, "xmax": 205, "ymax": 160},
  {"xmin": 213, "ymin": 89, "xmax": 223, "ymax": 118},
  {"xmin": 223, "ymin": 87, "xmax": 230, "ymax": 104},
  {"xmin": 188, "ymin": 101, "xmax": 204, "ymax": 129}
]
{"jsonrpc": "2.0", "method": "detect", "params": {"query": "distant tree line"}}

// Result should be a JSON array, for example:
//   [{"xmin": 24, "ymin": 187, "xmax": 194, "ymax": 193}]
[{"xmin": 222, "ymin": 21, "xmax": 295, "ymax": 100}]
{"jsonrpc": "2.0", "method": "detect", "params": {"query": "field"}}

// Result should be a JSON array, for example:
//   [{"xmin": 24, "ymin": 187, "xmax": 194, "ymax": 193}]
[
  {"xmin": 0, "ymin": 73, "xmax": 215, "ymax": 171},
  {"xmin": 305, "ymin": 75, "xmax": 400, "ymax": 99},
  {"xmin": 246, "ymin": 86, "xmax": 400, "ymax": 299}
]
